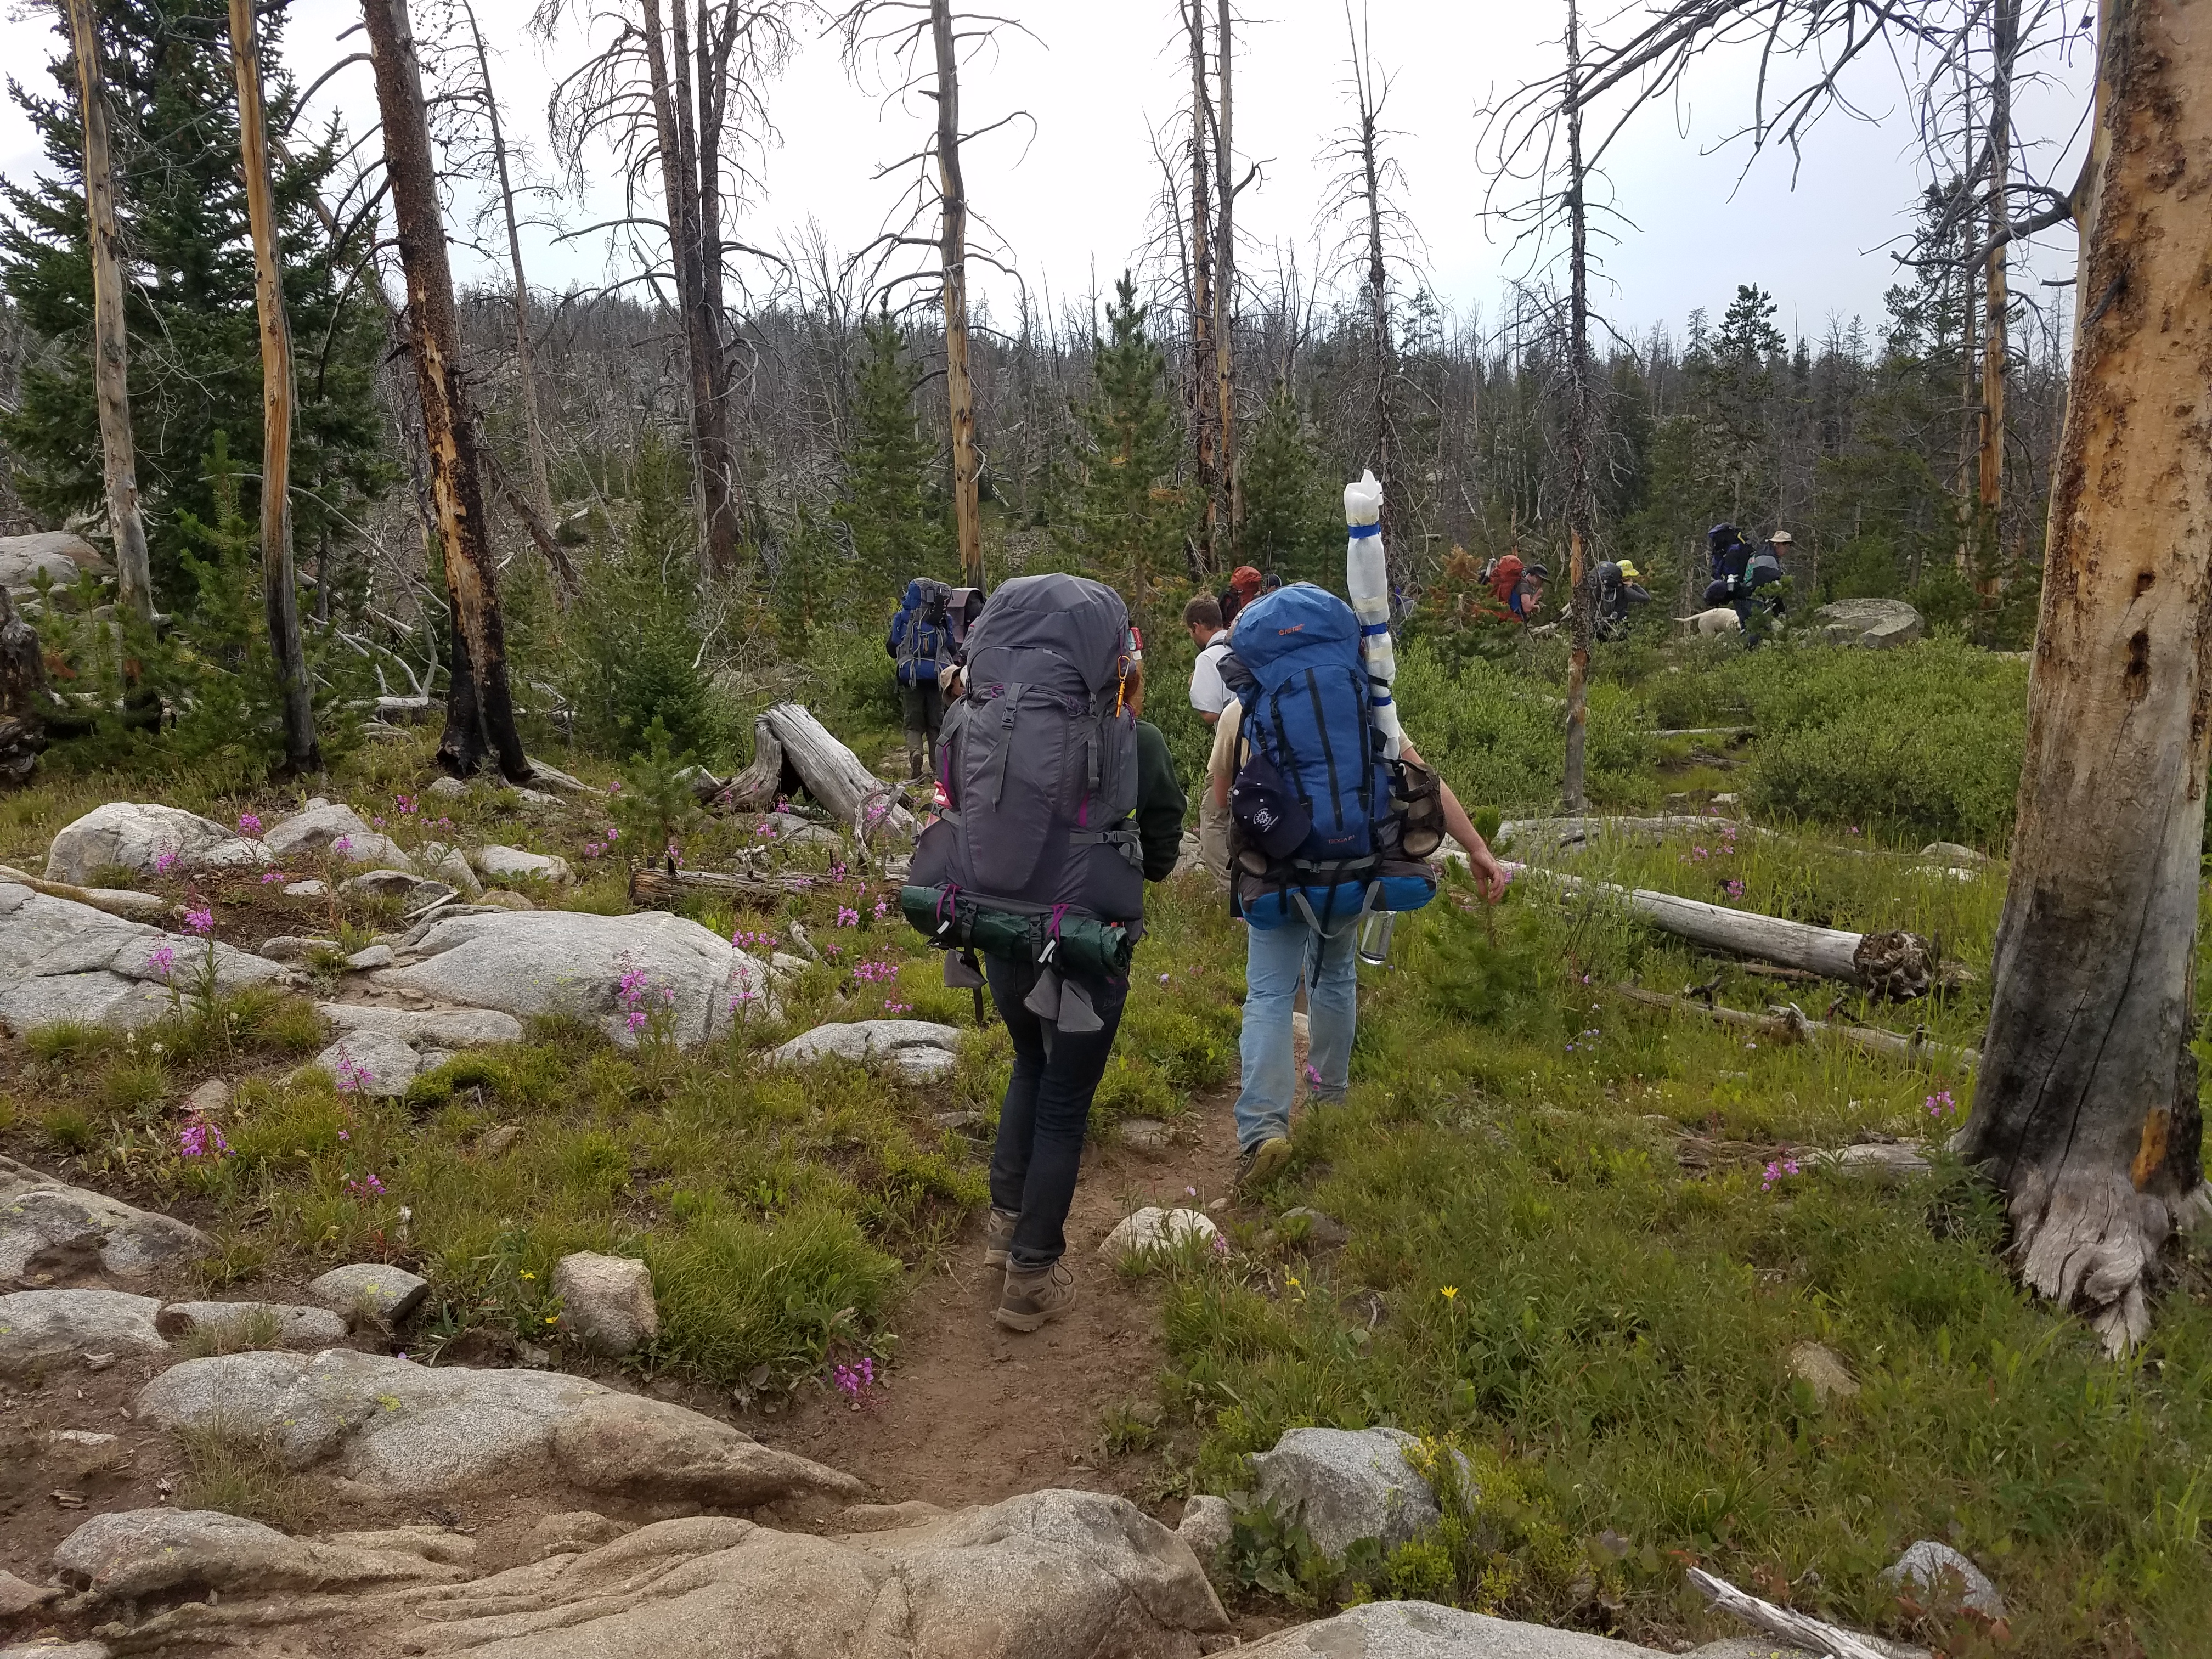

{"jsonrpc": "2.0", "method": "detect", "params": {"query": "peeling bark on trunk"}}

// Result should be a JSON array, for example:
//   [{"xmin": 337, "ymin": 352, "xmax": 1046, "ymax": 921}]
[
  {"xmin": 362, "ymin": 0, "xmax": 529, "ymax": 783},
  {"xmin": 1960, "ymin": 0, "xmax": 2212, "ymax": 1353},
  {"xmin": 932, "ymin": 0, "xmax": 982, "ymax": 588},
  {"xmin": 63, "ymin": 0, "xmax": 154, "ymax": 625},
  {"xmin": 229, "ymin": 0, "xmax": 319, "ymax": 774}
]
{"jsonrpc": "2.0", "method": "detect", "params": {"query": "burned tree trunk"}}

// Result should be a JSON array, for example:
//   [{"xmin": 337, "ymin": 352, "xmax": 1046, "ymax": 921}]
[
  {"xmin": 932, "ymin": 0, "xmax": 983, "ymax": 589},
  {"xmin": 62, "ymin": 0, "xmax": 154, "ymax": 625},
  {"xmin": 361, "ymin": 0, "xmax": 529, "ymax": 783},
  {"xmin": 228, "ymin": 0, "xmax": 318, "ymax": 774},
  {"xmin": 1959, "ymin": 0, "xmax": 2212, "ymax": 1352}
]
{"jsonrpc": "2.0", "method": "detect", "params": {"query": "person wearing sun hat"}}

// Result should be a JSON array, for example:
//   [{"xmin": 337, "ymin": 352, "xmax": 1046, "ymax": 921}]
[{"xmin": 1594, "ymin": 556, "xmax": 1652, "ymax": 640}]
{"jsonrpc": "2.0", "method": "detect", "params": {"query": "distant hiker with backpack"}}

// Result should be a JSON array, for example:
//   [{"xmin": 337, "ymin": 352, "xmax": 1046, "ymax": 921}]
[
  {"xmin": 899, "ymin": 574, "xmax": 1186, "ymax": 1332},
  {"xmin": 1220, "ymin": 565, "xmax": 1265, "ymax": 629},
  {"xmin": 1594, "ymin": 559, "xmax": 1652, "ymax": 641},
  {"xmin": 887, "ymin": 578, "xmax": 952, "ymax": 777},
  {"xmin": 1184, "ymin": 594, "xmax": 1235, "ymax": 882},
  {"xmin": 1211, "ymin": 578, "xmax": 1508, "ymax": 1190}
]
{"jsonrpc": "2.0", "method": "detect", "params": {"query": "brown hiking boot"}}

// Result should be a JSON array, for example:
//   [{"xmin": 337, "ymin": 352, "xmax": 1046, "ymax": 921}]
[
  {"xmin": 1235, "ymin": 1135, "xmax": 1294, "ymax": 1194},
  {"xmin": 983, "ymin": 1207, "xmax": 1018, "ymax": 1269},
  {"xmin": 995, "ymin": 1260, "xmax": 1076, "ymax": 1332}
]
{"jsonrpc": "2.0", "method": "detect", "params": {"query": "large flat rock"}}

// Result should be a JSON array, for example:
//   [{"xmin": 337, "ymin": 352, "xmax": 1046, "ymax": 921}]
[
  {"xmin": 0, "ymin": 531, "xmax": 105, "ymax": 595},
  {"xmin": 54, "ymin": 1508, "xmax": 469, "ymax": 1602},
  {"xmin": 0, "ymin": 882, "xmax": 290, "ymax": 1033},
  {"xmin": 372, "ymin": 910, "xmax": 775, "ymax": 1048},
  {"xmin": 1, "ymin": 1154, "xmax": 211, "ymax": 1284},
  {"xmin": 770, "ymin": 1020, "xmax": 963, "ymax": 1082},
  {"xmin": 263, "ymin": 802, "xmax": 416, "ymax": 873},
  {"xmin": 43, "ymin": 802, "xmax": 272, "ymax": 887},
  {"xmin": 1809, "ymin": 598, "xmax": 1925, "ymax": 650},
  {"xmin": 1241, "ymin": 1601, "xmax": 1674, "ymax": 1656},
  {"xmin": 111, "ymin": 1488, "xmax": 1229, "ymax": 1658},
  {"xmin": 0, "ymin": 1289, "xmax": 166, "ymax": 1373},
  {"xmin": 136, "ymin": 1350, "xmax": 860, "ymax": 1506}
]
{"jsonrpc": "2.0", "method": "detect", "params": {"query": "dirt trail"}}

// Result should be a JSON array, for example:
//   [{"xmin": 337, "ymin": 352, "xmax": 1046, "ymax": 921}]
[{"xmin": 763, "ymin": 1087, "xmax": 1244, "ymax": 1510}]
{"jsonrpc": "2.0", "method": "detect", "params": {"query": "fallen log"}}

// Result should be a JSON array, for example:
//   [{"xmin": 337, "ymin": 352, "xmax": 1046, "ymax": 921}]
[
  {"xmin": 1501, "ymin": 862, "xmax": 1937, "ymax": 999},
  {"xmin": 1686, "ymin": 1566, "xmax": 1892, "ymax": 1659},
  {"xmin": 0, "ymin": 862, "xmax": 172, "ymax": 921},
  {"xmin": 1652, "ymin": 726, "xmax": 1754, "ymax": 739},
  {"xmin": 723, "ymin": 712, "xmax": 791, "ymax": 811},
  {"xmin": 343, "ymin": 694, "xmax": 438, "ymax": 723},
  {"xmin": 730, "ymin": 703, "xmax": 916, "ymax": 843},
  {"xmin": 1609, "ymin": 984, "xmax": 1977, "ymax": 1070},
  {"xmin": 628, "ymin": 866, "xmax": 834, "ymax": 908}
]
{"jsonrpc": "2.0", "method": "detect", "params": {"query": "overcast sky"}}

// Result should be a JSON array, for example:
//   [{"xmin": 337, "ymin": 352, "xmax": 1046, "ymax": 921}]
[{"xmin": 0, "ymin": 0, "xmax": 2094, "ymax": 345}]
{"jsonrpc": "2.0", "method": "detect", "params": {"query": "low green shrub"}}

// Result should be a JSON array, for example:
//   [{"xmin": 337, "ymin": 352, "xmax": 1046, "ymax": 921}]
[{"xmin": 1729, "ymin": 636, "xmax": 2027, "ymax": 847}]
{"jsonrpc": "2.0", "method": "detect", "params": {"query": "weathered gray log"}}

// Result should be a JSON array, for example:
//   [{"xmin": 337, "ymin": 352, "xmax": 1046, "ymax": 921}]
[
  {"xmin": 629, "ymin": 865, "xmax": 833, "ymax": 907},
  {"xmin": 343, "ymin": 694, "xmax": 439, "ymax": 723},
  {"xmin": 1610, "ymin": 984, "xmax": 1978, "ymax": 1070},
  {"xmin": 0, "ymin": 862, "xmax": 171, "ymax": 921},
  {"xmin": 1505, "ymin": 862, "xmax": 1936, "ymax": 998},
  {"xmin": 1686, "ymin": 1566, "xmax": 1893, "ymax": 1659},
  {"xmin": 759, "ymin": 703, "xmax": 916, "ymax": 840},
  {"xmin": 723, "ymin": 712, "xmax": 789, "ymax": 811},
  {"xmin": 1653, "ymin": 726, "xmax": 1754, "ymax": 738}
]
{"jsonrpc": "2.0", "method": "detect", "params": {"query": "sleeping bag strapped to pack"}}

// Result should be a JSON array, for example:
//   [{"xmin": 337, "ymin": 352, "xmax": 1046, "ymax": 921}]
[
  {"xmin": 1222, "ymin": 582, "xmax": 1438, "ymax": 933},
  {"xmin": 900, "ymin": 574, "xmax": 1145, "ymax": 1028}
]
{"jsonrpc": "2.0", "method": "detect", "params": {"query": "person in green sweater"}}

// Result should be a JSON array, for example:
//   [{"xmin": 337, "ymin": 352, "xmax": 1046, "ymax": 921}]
[{"xmin": 987, "ymin": 657, "xmax": 1187, "ymax": 1331}]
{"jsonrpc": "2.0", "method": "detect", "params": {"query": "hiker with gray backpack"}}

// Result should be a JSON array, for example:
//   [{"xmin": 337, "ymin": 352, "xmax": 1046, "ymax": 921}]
[
  {"xmin": 898, "ymin": 574, "xmax": 1185, "ymax": 1332},
  {"xmin": 1213, "ymin": 487, "xmax": 1508, "ymax": 1189}
]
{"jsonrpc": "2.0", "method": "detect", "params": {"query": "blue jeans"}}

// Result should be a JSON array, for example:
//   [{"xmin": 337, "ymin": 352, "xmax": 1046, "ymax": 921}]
[
  {"xmin": 984, "ymin": 953, "xmax": 1129, "ymax": 1271},
  {"xmin": 1234, "ymin": 918, "xmax": 1358, "ymax": 1152}
]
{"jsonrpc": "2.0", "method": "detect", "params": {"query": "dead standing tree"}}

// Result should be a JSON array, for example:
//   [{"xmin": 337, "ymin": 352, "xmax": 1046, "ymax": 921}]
[
  {"xmin": 227, "ymin": 0, "xmax": 319, "ymax": 773},
  {"xmin": 362, "ymin": 0, "xmax": 531, "ymax": 781},
  {"xmin": 1525, "ymin": 0, "xmax": 2208, "ymax": 1347},
  {"xmin": 1559, "ymin": 0, "xmax": 1596, "ymax": 813},
  {"xmin": 60, "ymin": 0, "xmax": 155, "ymax": 624},
  {"xmin": 1316, "ymin": 4, "xmax": 1420, "ymax": 608},
  {"xmin": 1182, "ymin": 0, "xmax": 1219, "ymax": 572},
  {"xmin": 540, "ymin": 0, "xmax": 795, "ymax": 580},
  {"xmin": 836, "ymin": 0, "xmax": 1031, "ymax": 591}
]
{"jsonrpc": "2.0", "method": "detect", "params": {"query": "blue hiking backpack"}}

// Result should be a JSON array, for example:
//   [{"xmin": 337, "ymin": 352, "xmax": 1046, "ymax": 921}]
[{"xmin": 1222, "ymin": 583, "xmax": 1438, "ymax": 932}]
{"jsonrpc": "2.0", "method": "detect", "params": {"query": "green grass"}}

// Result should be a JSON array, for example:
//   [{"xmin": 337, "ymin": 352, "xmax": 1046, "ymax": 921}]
[{"xmin": 1135, "ymin": 859, "xmax": 2208, "ymax": 1657}]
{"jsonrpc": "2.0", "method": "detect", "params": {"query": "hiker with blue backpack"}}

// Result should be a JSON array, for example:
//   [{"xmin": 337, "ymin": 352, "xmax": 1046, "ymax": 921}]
[
  {"xmin": 897, "ymin": 574, "xmax": 1186, "ymax": 1332},
  {"xmin": 1213, "ymin": 475, "xmax": 1509, "ymax": 1189},
  {"xmin": 887, "ymin": 578, "xmax": 953, "ymax": 778}
]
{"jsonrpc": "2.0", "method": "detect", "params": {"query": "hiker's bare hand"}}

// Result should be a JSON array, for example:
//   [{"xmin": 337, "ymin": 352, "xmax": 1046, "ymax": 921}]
[{"xmin": 1466, "ymin": 845, "xmax": 1509, "ymax": 904}]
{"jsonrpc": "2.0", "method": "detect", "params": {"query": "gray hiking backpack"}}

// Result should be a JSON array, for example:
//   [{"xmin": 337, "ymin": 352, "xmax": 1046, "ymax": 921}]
[
  {"xmin": 902, "ymin": 575, "xmax": 1147, "ymax": 1030},
  {"xmin": 909, "ymin": 573, "xmax": 1144, "ymax": 925}
]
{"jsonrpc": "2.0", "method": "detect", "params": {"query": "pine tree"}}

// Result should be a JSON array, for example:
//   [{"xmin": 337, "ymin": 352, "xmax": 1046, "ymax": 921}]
[
  {"xmin": 0, "ymin": 0, "xmax": 388, "ymax": 605},
  {"xmin": 832, "ymin": 311, "xmax": 947, "ymax": 606},
  {"xmin": 1237, "ymin": 384, "xmax": 1338, "ymax": 587},
  {"xmin": 572, "ymin": 432, "xmax": 722, "ymax": 761},
  {"xmin": 1061, "ymin": 273, "xmax": 1186, "ymax": 616}
]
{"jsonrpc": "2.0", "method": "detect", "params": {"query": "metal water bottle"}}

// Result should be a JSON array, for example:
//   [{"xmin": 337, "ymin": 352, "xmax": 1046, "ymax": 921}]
[{"xmin": 1356, "ymin": 909, "xmax": 1396, "ymax": 967}]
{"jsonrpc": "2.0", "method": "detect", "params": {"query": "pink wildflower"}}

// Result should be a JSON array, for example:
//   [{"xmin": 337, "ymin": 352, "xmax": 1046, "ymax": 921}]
[
  {"xmin": 237, "ymin": 812, "xmax": 262, "ymax": 836},
  {"xmin": 183, "ymin": 906, "xmax": 214, "ymax": 936}
]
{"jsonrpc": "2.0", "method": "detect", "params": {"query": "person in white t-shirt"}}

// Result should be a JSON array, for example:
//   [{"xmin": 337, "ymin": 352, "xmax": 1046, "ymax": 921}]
[{"xmin": 1184, "ymin": 595, "xmax": 1235, "ymax": 881}]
